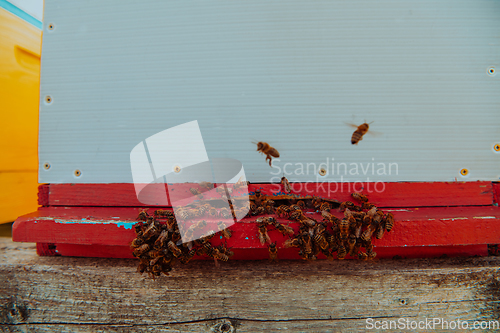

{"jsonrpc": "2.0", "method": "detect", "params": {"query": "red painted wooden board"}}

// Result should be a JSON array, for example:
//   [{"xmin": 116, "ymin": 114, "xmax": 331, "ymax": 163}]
[
  {"xmin": 38, "ymin": 181, "xmax": 494, "ymax": 208},
  {"xmin": 13, "ymin": 206, "xmax": 500, "ymax": 259}
]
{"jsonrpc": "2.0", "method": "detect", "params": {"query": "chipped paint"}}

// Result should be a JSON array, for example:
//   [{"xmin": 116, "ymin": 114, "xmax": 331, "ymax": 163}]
[
  {"xmin": 385, "ymin": 209, "xmax": 413, "ymax": 212},
  {"xmin": 53, "ymin": 219, "xmax": 135, "ymax": 230},
  {"xmin": 473, "ymin": 216, "xmax": 497, "ymax": 219},
  {"xmin": 440, "ymin": 217, "xmax": 469, "ymax": 221}
]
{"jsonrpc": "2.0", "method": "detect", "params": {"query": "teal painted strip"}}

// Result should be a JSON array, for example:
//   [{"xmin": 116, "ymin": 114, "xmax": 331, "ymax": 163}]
[
  {"xmin": 54, "ymin": 219, "xmax": 135, "ymax": 230},
  {"xmin": 0, "ymin": 0, "xmax": 42, "ymax": 29}
]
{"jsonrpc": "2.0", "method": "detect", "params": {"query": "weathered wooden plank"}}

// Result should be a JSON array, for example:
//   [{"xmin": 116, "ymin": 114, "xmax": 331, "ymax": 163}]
[
  {"xmin": 42, "ymin": 182, "xmax": 493, "ymax": 208},
  {"xmin": 1, "ymin": 238, "xmax": 499, "ymax": 332}
]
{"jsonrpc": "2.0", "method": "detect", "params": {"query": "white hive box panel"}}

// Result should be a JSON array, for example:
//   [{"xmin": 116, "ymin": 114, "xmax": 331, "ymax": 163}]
[{"xmin": 39, "ymin": 0, "xmax": 500, "ymax": 184}]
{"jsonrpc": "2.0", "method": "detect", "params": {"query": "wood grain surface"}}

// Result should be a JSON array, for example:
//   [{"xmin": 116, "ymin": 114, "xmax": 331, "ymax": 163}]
[{"xmin": 1, "ymin": 238, "xmax": 499, "ymax": 332}]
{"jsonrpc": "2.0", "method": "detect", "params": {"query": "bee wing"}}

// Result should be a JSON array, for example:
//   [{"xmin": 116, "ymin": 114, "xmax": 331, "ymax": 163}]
[
  {"xmin": 345, "ymin": 122, "xmax": 359, "ymax": 129},
  {"xmin": 366, "ymin": 130, "xmax": 383, "ymax": 137}
]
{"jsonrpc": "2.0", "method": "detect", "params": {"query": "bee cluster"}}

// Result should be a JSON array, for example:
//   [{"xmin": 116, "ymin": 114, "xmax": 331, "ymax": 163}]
[
  {"xmin": 130, "ymin": 209, "xmax": 234, "ymax": 279},
  {"xmin": 251, "ymin": 190, "xmax": 395, "ymax": 261}
]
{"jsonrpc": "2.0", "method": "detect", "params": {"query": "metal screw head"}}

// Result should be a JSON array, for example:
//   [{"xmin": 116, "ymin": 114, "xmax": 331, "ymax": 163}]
[
  {"xmin": 43, "ymin": 162, "xmax": 51, "ymax": 170},
  {"xmin": 488, "ymin": 67, "xmax": 496, "ymax": 76},
  {"xmin": 44, "ymin": 96, "xmax": 53, "ymax": 104},
  {"xmin": 174, "ymin": 166, "xmax": 181, "ymax": 173},
  {"xmin": 74, "ymin": 170, "xmax": 82, "ymax": 177},
  {"xmin": 460, "ymin": 168, "xmax": 469, "ymax": 176},
  {"xmin": 318, "ymin": 168, "xmax": 327, "ymax": 176},
  {"xmin": 494, "ymin": 144, "xmax": 500, "ymax": 152},
  {"xmin": 47, "ymin": 23, "xmax": 55, "ymax": 31}
]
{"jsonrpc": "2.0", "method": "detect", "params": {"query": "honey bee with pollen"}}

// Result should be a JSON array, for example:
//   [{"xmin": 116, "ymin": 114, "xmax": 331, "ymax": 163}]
[{"xmin": 254, "ymin": 141, "xmax": 280, "ymax": 167}]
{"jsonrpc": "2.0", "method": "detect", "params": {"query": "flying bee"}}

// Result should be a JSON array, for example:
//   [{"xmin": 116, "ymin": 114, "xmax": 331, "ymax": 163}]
[
  {"xmin": 137, "ymin": 209, "xmax": 149, "ymax": 221},
  {"xmin": 351, "ymin": 192, "xmax": 368, "ymax": 202},
  {"xmin": 167, "ymin": 240, "xmax": 182, "ymax": 258},
  {"xmin": 257, "ymin": 223, "xmax": 271, "ymax": 245},
  {"xmin": 217, "ymin": 221, "xmax": 232, "ymax": 239},
  {"xmin": 281, "ymin": 176, "xmax": 291, "ymax": 193},
  {"xmin": 268, "ymin": 242, "xmax": 278, "ymax": 263},
  {"xmin": 348, "ymin": 121, "xmax": 374, "ymax": 145},
  {"xmin": 385, "ymin": 212, "xmax": 395, "ymax": 232},
  {"xmin": 254, "ymin": 141, "xmax": 280, "ymax": 167}
]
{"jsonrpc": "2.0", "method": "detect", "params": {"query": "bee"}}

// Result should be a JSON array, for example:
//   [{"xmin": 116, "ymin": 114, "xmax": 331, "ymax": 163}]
[
  {"xmin": 217, "ymin": 221, "xmax": 232, "ymax": 239},
  {"xmin": 154, "ymin": 209, "xmax": 174, "ymax": 218},
  {"xmin": 233, "ymin": 176, "xmax": 249, "ymax": 191},
  {"xmin": 313, "ymin": 233, "xmax": 329, "ymax": 250},
  {"xmin": 300, "ymin": 217, "xmax": 316, "ymax": 228},
  {"xmin": 275, "ymin": 222, "xmax": 294, "ymax": 236},
  {"xmin": 339, "ymin": 218, "xmax": 350, "ymax": 240},
  {"xmin": 179, "ymin": 249, "xmax": 197, "ymax": 264},
  {"xmin": 220, "ymin": 207, "xmax": 232, "ymax": 219},
  {"xmin": 198, "ymin": 204, "xmax": 211, "ymax": 216},
  {"xmin": 347, "ymin": 234, "xmax": 357, "ymax": 255},
  {"xmin": 143, "ymin": 221, "xmax": 160, "ymax": 241},
  {"xmin": 199, "ymin": 181, "xmax": 214, "ymax": 190},
  {"xmin": 153, "ymin": 230, "xmax": 170, "ymax": 250},
  {"xmin": 252, "ymin": 206, "xmax": 265, "ymax": 216},
  {"xmin": 385, "ymin": 212, "xmax": 395, "ymax": 232},
  {"xmin": 363, "ymin": 206, "xmax": 377, "ymax": 225},
  {"xmin": 268, "ymin": 242, "xmax": 278, "ymax": 263},
  {"xmin": 255, "ymin": 141, "xmax": 280, "ymax": 167},
  {"xmin": 361, "ymin": 222, "xmax": 379, "ymax": 242},
  {"xmin": 321, "ymin": 248, "xmax": 334, "ymax": 261},
  {"xmin": 276, "ymin": 205, "xmax": 291, "ymax": 218},
  {"xmin": 189, "ymin": 187, "xmax": 203, "ymax": 199},
  {"xmin": 351, "ymin": 192, "xmax": 368, "ymax": 202},
  {"xmin": 258, "ymin": 223, "xmax": 271, "ymax": 245},
  {"xmin": 176, "ymin": 208, "xmax": 191, "ymax": 221},
  {"xmin": 375, "ymin": 221, "xmax": 385, "ymax": 239},
  {"xmin": 358, "ymin": 252, "xmax": 368, "ymax": 260},
  {"xmin": 137, "ymin": 209, "xmax": 149, "ymax": 221},
  {"xmin": 132, "ymin": 244, "xmax": 150, "ymax": 257},
  {"xmin": 337, "ymin": 244, "xmax": 347, "ymax": 260},
  {"xmin": 167, "ymin": 240, "xmax": 182, "ymax": 258},
  {"xmin": 319, "ymin": 202, "xmax": 331, "ymax": 212},
  {"xmin": 362, "ymin": 202, "xmax": 376, "ymax": 210},
  {"xmin": 300, "ymin": 233, "xmax": 313, "ymax": 255},
  {"xmin": 284, "ymin": 238, "xmax": 301, "ymax": 248},
  {"xmin": 130, "ymin": 237, "xmax": 145, "ymax": 248},
  {"xmin": 289, "ymin": 210, "xmax": 303, "ymax": 221},
  {"xmin": 348, "ymin": 122, "xmax": 373, "ymax": 145},
  {"xmin": 367, "ymin": 251, "xmax": 377, "ymax": 260},
  {"xmin": 281, "ymin": 176, "xmax": 291, "ymax": 193}
]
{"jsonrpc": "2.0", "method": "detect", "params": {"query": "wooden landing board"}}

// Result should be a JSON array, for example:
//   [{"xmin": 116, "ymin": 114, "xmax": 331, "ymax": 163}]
[
  {"xmin": 1, "ymin": 239, "xmax": 500, "ymax": 332},
  {"xmin": 38, "ymin": 181, "xmax": 494, "ymax": 207},
  {"xmin": 12, "ymin": 206, "xmax": 500, "ymax": 259}
]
